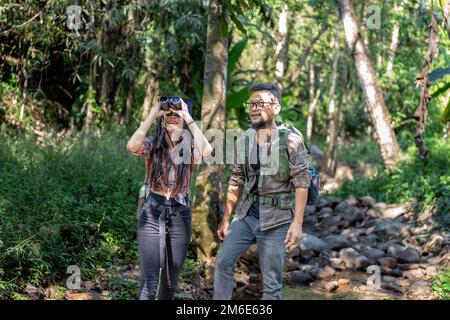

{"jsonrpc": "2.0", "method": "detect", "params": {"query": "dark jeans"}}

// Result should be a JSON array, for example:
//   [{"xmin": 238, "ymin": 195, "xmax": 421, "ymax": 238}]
[
  {"xmin": 137, "ymin": 194, "xmax": 192, "ymax": 300},
  {"xmin": 213, "ymin": 214, "xmax": 289, "ymax": 300}
]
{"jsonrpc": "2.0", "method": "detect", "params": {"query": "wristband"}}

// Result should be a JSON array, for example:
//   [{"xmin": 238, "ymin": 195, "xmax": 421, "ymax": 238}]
[{"xmin": 187, "ymin": 120, "xmax": 195, "ymax": 126}]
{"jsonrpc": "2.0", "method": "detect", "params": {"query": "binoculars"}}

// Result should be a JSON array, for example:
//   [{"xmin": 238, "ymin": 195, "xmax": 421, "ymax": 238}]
[{"xmin": 159, "ymin": 96, "xmax": 182, "ymax": 111}]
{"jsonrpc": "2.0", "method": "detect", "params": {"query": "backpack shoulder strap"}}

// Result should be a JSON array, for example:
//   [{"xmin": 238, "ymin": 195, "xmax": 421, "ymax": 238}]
[
  {"xmin": 278, "ymin": 127, "xmax": 289, "ymax": 152},
  {"xmin": 243, "ymin": 129, "xmax": 251, "ymax": 182}
]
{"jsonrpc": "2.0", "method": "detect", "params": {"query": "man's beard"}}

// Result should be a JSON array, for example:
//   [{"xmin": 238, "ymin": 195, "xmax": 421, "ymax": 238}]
[{"xmin": 251, "ymin": 117, "xmax": 273, "ymax": 129}]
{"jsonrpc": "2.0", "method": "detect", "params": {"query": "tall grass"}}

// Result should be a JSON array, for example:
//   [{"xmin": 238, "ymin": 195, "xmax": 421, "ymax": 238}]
[{"xmin": 0, "ymin": 126, "xmax": 145, "ymax": 295}]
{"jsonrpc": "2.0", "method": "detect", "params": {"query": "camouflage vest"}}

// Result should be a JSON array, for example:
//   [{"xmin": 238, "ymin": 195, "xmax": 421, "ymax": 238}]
[{"xmin": 242, "ymin": 123, "xmax": 305, "ymax": 209}]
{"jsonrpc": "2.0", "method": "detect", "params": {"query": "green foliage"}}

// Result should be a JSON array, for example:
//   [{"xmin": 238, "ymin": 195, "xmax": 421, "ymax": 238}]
[
  {"xmin": 335, "ymin": 136, "xmax": 450, "ymax": 226},
  {"xmin": 432, "ymin": 268, "xmax": 450, "ymax": 300},
  {"xmin": 0, "ymin": 126, "xmax": 142, "ymax": 297}
]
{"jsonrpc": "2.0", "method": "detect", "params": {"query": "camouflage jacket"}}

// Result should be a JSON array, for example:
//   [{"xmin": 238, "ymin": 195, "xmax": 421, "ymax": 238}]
[{"xmin": 228, "ymin": 123, "xmax": 312, "ymax": 231}]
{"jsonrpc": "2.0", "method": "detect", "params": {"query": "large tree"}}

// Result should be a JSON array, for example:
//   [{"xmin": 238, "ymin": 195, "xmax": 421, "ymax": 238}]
[
  {"xmin": 336, "ymin": 0, "xmax": 401, "ymax": 168},
  {"xmin": 191, "ymin": 0, "xmax": 228, "ymax": 281}
]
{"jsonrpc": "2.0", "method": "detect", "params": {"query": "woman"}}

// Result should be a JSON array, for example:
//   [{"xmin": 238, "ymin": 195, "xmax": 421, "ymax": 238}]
[{"xmin": 126, "ymin": 97, "xmax": 212, "ymax": 300}]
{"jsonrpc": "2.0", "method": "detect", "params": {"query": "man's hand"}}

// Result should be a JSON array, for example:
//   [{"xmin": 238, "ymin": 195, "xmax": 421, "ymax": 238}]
[
  {"xmin": 217, "ymin": 220, "xmax": 230, "ymax": 242},
  {"xmin": 284, "ymin": 220, "xmax": 303, "ymax": 252}
]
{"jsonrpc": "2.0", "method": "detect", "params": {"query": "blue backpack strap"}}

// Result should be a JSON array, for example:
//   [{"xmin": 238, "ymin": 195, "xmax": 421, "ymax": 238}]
[{"xmin": 243, "ymin": 130, "xmax": 249, "ymax": 182}]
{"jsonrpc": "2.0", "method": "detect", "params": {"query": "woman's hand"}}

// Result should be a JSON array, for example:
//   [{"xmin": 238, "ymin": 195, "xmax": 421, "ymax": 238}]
[
  {"xmin": 149, "ymin": 102, "xmax": 169, "ymax": 119},
  {"xmin": 170, "ymin": 99, "xmax": 192, "ymax": 123}
]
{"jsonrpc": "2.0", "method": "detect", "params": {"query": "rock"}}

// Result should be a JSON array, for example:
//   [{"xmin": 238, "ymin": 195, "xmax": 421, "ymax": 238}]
[
  {"xmin": 285, "ymin": 271, "xmax": 314, "ymax": 284},
  {"xmin": 366, "ymin": 209, "xmax": 380, "ymax": 219},
  {"xmin": 337, "ymin": 278, "xmax": 350, "ymax": 286},
  {"xmin": 339, "ymin": 248, "xmax": 371, "ymax": 270},
  {"xmin": 330, "ymin": 258, "xmax": 345, "ymax": 270},
  {"xmin": 397, "ymin": 263, "xmax": 429, "ymax": 270},
  {"xmin": 304, "ymin": 205, "xmax": 317, "ymax": 216},
  {"xmin": 315, "ymin": 266, "xmax": 336, "ymax": 280},
  {"xmin": 285, "ymin": 257, "xmax": 300, "ymax": 272},
  {"xmin": 82, "ymin": 281, "xmax": 95, "ymax": 291},
  {"xmin": 318, "ymin": 207, "xmax": 334, "ymax": 218},
  {"xmin": 398, "ymin": 247, "xmax": 421, "ymax": 264},
  {"xmin": 391, "ymin": 268, "xmax": 402, "ymax": 277},
  {"xmin": 345, "ymin": 195, "xmax": 358, "ymax": 206},
  {"xmin": 386, "ymin": 244, "xmax": 406, "ymax": 259},
  {"xmin": 325, "ymin": 281, "xmax": 339, "ymax": 292},
  {"xmin": 234, "ymin": 272, "xmax": 250, "ymax": 285},
  {"xmin": 377, "ymin": 257, "xmax": 397, "ymax": 269},
  {"xmin": 424, "ymin": 235, "xmax": 445, "ymax": 254},
  {"xmin": 307, "ymin": 257, "xmax": 329, "ymax": 268},
  {"xmin": 380, "ymin": 266, "xmax": 394, "ymax": 275},
  {"xmin": 299, "ymin": 249, "xmax": 316, "ymax": 262},
  {"xmin": 24, "ymin": 284, "xmax": 40, "ymax": 300},
  {"xmin": 329, "ymin": 250, "xmax": 339, "ymax": 258},
  {"xmin": 405, "ymin": 280, "xmax": 436, "ymax": 299},
  {"xmin": 299, "ymin": 234, "xmax": 331, "ymax": 253},
  {"xmin": 335, "ymin": 201, "xmax": 350, "ymax": 213},
  {"xmin": 379, "ymin": 203, "xmax": 409, "ymax": 219},
  {"xmin": 303, "ymin": 215, "xmax": 319, "ymax": 225},
  {"xmin": 375, "ymin": 221, "xmax": 410, "ymax": 239},
  {"xmin": 402, "ymin": 269, "xmax": 426, "ymax": 280},
  {"xmin": 380, "ymin": 282, "xmax": 403, "ymax": 293},
  {"xmin": 325, "ymin": 235, "xmax": 352, "ymax": 250},
  {"xmin": 341, "ymin": 227, "xmax": 365, "ymax": 238},
  {"xmin": 320, "ymin": 216, "xmax": 342, "ymax": 228},
  {"xmin": 322, "ymin": 196, "xmax": 342, "ymax": 206},
  {"xmin": 359, "ymin": 235, "xmax": 378, "ymax": 246},
  {"xmin": 361, "ymin": 248, "xmax": 385, "ymax": 263},
  {"xmin": 241, "ymin": 244, "xmax": 258, "ymax": 262},
  {"xmin": 44, "ymin": 287, "xmax": 65, "ymax": 300},
  {"xmin": 360, "ymin": 196, "xmax": 376, "ymax": 207},
  {"xmin": 341, "ymin": 207, "xmax": 365, "ymax": 226},
  {"xmin": 366, "ymin": 226, "xmax": 377, "ymax": 236},
  {"xmin": 381, "ymin": 276, "xmax": 397, "ymax": 283},
  {"xmin": 289, "ymin": 245, "xmax": 301, "ymax": 258},
  {"xmin": 372, "ymin": 202, "xmax": 387, "ymax": 212},
  {"xmin": 425, "ymin": 265, "xmax": 439, "ymax": 277}
]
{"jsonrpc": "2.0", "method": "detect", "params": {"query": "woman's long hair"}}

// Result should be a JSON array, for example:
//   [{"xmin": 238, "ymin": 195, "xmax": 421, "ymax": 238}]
[{"xmin": 148, "ymin": 117, "xmax": 194, "ymax": 196}]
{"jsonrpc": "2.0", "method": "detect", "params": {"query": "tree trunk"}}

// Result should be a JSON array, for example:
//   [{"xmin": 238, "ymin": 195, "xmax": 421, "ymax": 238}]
[
  {"xmin": 324, "ymin": 27, "xmax": 340, "ymax": 174},
  {"xmin": 99, "ymin": 0, "xmax": 114, "ymax": 117},
  {"xmin": 336, "ymin": 0, "xmax": 400, "ymax": 168},
  {"xmin": 191, "ymin": 0, "xmax": 228, "ymax": 281},
  {"xmin": 306, "ymin": 63, "xmax": 322, "ymax": 142},
  {"xmin": 100, "ymin": 30, "xmax": 114, "ymax": 116},
  {"xmin": 84, "ymin": 53, "xmax": 96, "ymax": 131},
  {"xmin": 141, "ymin": 71, "xmax": 158, "ymax": 120},
  {"xmin": 385, "ymin": 1, "xmax": 401, "ymax": 78},
  {"xmin": 275, "ymin": 4, "xmax": 289, "ymax": 94},
  {"xmin": 122, "ymin": 3, "xmax": 139, "ymax": 125},
  {"xmin": 413, "ymin": 13, "xmax": 439, "ymax": 158},
  {"xmin": 330, "ymin": 54, "xmax": 348, "ymax": 175}
]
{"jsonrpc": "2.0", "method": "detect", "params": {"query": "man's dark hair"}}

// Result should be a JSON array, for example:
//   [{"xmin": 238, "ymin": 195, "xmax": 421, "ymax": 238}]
[{"xmin": 249, "ymin": 83, "xmax": 282, "ymax": 106}]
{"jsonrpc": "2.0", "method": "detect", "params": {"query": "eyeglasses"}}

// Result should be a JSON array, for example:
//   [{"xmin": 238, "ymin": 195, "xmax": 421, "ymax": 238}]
[{"xmin": 244, "ymin": 101, "xmax": 278, "ymax": 110}]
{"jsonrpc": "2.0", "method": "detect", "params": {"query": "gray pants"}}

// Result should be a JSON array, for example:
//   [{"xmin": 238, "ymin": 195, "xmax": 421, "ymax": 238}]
[
  {"xmin": 137, "ymin": 196, "xmax": 191, "ymax": 300},
  {"xmin": 213, "ymin": 214, "xmax": 289, "ymax": 300}
]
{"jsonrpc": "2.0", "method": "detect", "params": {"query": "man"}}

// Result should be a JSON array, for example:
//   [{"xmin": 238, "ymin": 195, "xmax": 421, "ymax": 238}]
[{"xmin": 213, "ymin": 83, "xmax": 312, "ymax": 300}]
